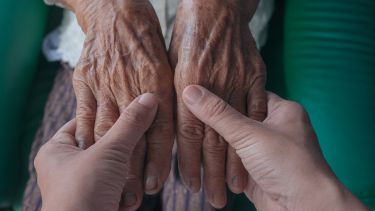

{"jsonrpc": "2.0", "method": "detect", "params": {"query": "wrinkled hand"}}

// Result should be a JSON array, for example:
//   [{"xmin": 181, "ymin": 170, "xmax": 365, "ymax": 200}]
[
  {"xmin": 169, "ymin": 0, "xmax": 266, "ymax": 207},
  {"xmin": 182, "ymin": 86, "xmax": 369, "ymax": 211},
  {"xmin": 35, "ymin": 94, "xmax": 159, "ymax": 211},
  {"xmin": 71, "ymin": 0, "xmax": 174, "ymax": 209}
]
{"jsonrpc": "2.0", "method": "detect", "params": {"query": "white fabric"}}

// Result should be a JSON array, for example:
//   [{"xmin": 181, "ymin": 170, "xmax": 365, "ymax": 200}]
[{"xmin": 44, "ymin": 0, "xmax": 274, "ymax": 68}]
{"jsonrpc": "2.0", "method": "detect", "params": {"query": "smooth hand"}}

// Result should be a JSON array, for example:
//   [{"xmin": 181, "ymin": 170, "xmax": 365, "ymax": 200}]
[
  {"xmin": 35, "ymin": 94, "xmax": 159, "ymax": 211},
  {"xmin": 71, "ymin": 0, "xmax": 174, "ymax": 209},
  {"xmin": 169, "ymin": 0, "xmax": 266, "ymax": 207},
  {"xmin": 182, "ymin": 85, "xmax": 369, "ymax": 211}
]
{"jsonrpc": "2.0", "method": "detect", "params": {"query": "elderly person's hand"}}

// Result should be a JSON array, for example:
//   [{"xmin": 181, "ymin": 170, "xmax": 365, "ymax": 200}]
[
  {"xmin": 182, "ymin": 85, "xmax": 369, "ymax": 211},
  {"xmin": 35, "ymin": 94, "xmax": 159, "ymax": 211},
  {"xmin": 67, "ymin": 0, "xmax": 174, "ymax": 207},
  {"xmin": 169, "ymin": 0, "xmax": 266, "ymax": 207}
]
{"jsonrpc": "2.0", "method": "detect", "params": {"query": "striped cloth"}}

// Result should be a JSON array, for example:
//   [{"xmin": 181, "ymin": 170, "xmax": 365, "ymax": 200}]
[
  {"xmin": 22, "ymin": 64, "xmax": 76, "ymax": 211},
  {"xmin": 22, "ymin": 64, "xmax": 214, "ymax": 211}
]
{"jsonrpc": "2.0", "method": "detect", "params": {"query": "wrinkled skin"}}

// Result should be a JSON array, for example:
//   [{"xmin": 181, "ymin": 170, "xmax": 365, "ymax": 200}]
[
  {"xmin": 71, "ymin": 0, "xmax": 174, "ymax": 209},
  {"xmin": 169, "ymin": 0, "xmax": 267, "ymax": 208}
]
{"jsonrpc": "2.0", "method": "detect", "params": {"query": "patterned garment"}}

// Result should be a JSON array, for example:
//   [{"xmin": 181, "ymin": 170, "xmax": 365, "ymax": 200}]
[
  {"xmin": 22, "ymin": 65, "xmax": 76, "ymax": 211},
  {"xmin": 22, "ymin": 64, "xmax": 214, "ymax": 211}
]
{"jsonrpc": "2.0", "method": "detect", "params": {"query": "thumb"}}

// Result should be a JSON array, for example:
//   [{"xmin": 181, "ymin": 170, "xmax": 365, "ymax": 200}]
[
  {"xmin": 182, "ymin": 85, "xmax": 265, "ymax": 151},
  {"xmin": 99, "ymin": 93, "xmax": 158, "ymax": 155}
]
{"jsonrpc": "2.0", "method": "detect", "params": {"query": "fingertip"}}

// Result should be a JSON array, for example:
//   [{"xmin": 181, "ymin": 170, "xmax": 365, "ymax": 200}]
[
  {"xmin": 138, "ymin": 93, "xmax": 158, "ymax": 109},
  {"xmin": 177, "ymin": 151, "xmax": 202, "ymax": 193},
  {"xmin": 184, "ymin": 177, "xmax": 201, "ymax": 193},
  {"xmin": 123, "ymin": 192, "xmax": 138, "ymax": 207},
  {"xmin": 56, "ymin": 119, "xmax": 77, "ymax": 134},
  {"xmin": 77, "ymin": 139, "xmax": 87, "ymax": 149},
  {"xmin": 75, "ymin": 133, "xmax": 88, "ymax": 150},
  {"xmin": 176, "ymin": 102, "xmax": 204, "ymax": 194},
  {"xmin": 182, "ymin": 85, "xmax": 204, "ymax": 106},
  {"xmin": 227, "ymin": 174, "xmax": 247, "ymax": 194},
  {"xmin": 266, "ymin": 91, "xmax": 284, "ymax": 108},
  {"xmin": 75, "ymin": 119, "xmax": 95, "ymax": 150},
  {"xmin": 144, "ymin": 176, "xmax": 160, "ymax": 194},
  {"xmin": 208, "ymin": 191, "xmax": 227, "ymax": 209}
]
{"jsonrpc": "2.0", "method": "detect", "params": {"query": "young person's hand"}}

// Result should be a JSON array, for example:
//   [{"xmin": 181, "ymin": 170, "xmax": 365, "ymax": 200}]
[
  {"xmin": 182, "ymin": 85, "xmax": 368, "ymax": 211},
  {"xmin": 35, "ymin": 94, "xmax": 159, "ymax": 211}
]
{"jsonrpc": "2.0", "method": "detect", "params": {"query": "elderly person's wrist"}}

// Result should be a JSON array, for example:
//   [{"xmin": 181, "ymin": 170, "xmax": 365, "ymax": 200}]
[
  {"xmin": 178, "ymin": 0, "xmax": 259, "ymax": 23},
  {"xmin": 72, "ymin": 0, "xmax": 152, "ymax": 33}
]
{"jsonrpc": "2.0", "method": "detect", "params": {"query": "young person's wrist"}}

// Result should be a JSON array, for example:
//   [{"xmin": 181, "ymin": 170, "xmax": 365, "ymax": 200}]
[
  {"xmin": 42, "ymin": 199, "xmax": 93, "ymax": 211},
  {"xmin": 41, "ymin": 189, "xmax": 93, "ymax": 211},
  {"xmin": 292, "ymin": 174, "xmax": 368, "ymax": 211}
]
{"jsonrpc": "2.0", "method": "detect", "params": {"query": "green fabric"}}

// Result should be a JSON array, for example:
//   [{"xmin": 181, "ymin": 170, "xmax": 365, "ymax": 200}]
[
  {"xmin": 284, "ymin": 0, "xmax": 375, "ymax": 208},
  {"xmin": 0, "ymin": 0, "xmax": 48, "ymax": 207}
]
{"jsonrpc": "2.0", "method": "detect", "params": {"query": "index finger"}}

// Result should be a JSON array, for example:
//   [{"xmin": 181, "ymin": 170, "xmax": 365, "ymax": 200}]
[
  {"xmin": 51, "ymin": 119, "xmax": 77, "ymax": 146},
  {"xmin": 266, "ymin": 91, "xmax": 284, "ymax": 110},
  {"xmin": 182, "ymin": 85, "xmax": 264, "ymax": 150},
  {"xmin": 55, "ymin": 119, "xmax": 77, "ymax": 135},
  {"xmin": 100, "ymin": 93, "xmax": 158, "ymax": 153}
]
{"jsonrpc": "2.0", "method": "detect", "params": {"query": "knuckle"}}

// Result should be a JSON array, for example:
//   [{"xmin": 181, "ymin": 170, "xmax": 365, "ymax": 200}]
[
  {"xmin": 146, "ymin": 139, "xmax": 170, "ymax": 151},
  {"xmin": 148, "ymin": 117, "xmax": 172, "ymax": 132},
  {"xmin": 203, "ymin": 136, "xmax": 227, "ymax": 154},
  {"xmin": 249, "ymin": 95, "xmax": 267, "ymax": 116},
  {"xmin": 95, "ymin": 114, "xmax": 116, "ymax": 131},
  {"xmin": 72, "ymin": 76, "xmax": 89, "ymax": 92},
  {"xmin": 282, "ymin": 101, "xmax": 309, "ymax": 121},
  {"xmin": 250, "ymin": 73, "xmax": 266, "ymax": 91},
  {"xmin": 98, "ymin": 99, "xmax": 117, "ymax": 113},
  {"xmin": 178, "ymin": 121, "xmax": 204, "ymax": 141},
  {"xmin": 205, "ymin": 98, "xmax": 230, "ymax": 120},
  {"xmin": 250, "ymin": 111, "xmax": 267, "ymax": 122},
  {"xmin": 94, "ymin": 129, "xmax": 106, "ymax": 140},
  {"xmin": 76, "ymin": 105, "xmax": 96, "ymax": 120},
  {"xmin": 205, "ymin": 173, "xmax": 226, "ymax": 182},
  {"xmin": 252, "ymin": 54, "xmax": 267, "ymax": 74},
  {"xmin": 249, "ymin": 102, "xmax": 267, "ymax": 121},
  {"xmin": 121, "ymin": 107, "xmax": 147, "ymax": 130},
  {"xmin": 203, "ymin": 143, "xmax": 227, "ymax": 155}
]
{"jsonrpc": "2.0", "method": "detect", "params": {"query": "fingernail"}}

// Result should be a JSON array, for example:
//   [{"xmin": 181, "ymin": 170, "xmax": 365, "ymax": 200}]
[
  {"xmin": 232, "ymin": 176, "xmax": 240, "ymax": 188},
  {"xmin": 138, "ymin": 93, "xmax": 158, "ymax": 109},
  {"xmin": 77, "ymin": 140, "xmax": 87, "ymax": 150},
  {"xmin": 186, "ymin": 178, "xmax": 201, "ymax": 192},
  {"xmin": 209, "ymin": 191, "xmax": 226, "ymax": 208},
  {"xmin": 145, "ymin": 176, "xmax": 158, "ymax": 192},
  {"xmin": 230, "ymin": 176, "xmax": 245, "ymax": 194},
  {"xmin": 124, "ymin": 192, "xmax": 137, "ymax": 207},
  {"xmin": 183, "ymin": 86, "xmax": 203, "ymax": 105}
]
